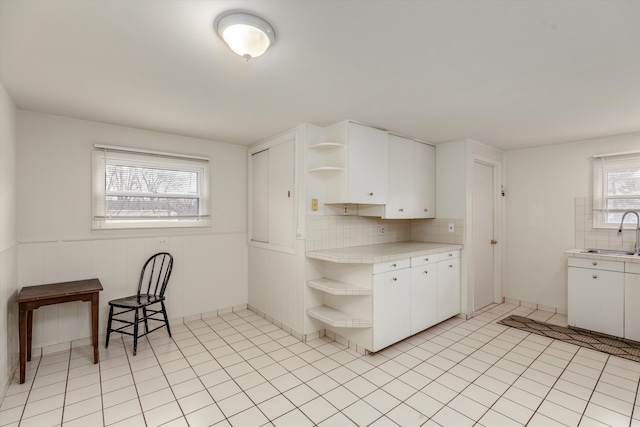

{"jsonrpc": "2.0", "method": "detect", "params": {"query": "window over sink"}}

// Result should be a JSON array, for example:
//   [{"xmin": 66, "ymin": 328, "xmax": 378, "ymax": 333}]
[{"xmin": 593, "ymin": 151, "xmax": 640, "ymax": 228}]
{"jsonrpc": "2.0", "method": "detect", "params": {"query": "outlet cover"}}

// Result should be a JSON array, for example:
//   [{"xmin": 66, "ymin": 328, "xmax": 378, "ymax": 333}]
[
  {"xmin": 311, "ymin": 199, "xmax": 318, "ymax": 211},
  {"xmin": 448, "ymin": 224, "xmax": 454, "ymax": 233}
]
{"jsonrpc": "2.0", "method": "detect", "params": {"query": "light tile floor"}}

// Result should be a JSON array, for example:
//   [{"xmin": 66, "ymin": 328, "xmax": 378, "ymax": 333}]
[{"xmin": 1, "ymin": 303, "xmax": 639, "ymax": 427}]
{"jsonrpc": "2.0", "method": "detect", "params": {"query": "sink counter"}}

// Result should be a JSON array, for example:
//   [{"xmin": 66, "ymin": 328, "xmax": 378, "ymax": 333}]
[
  {"xmin": 306, "ymin": 241, "xmax": 463, "ymax": 264},
  {"xmin": 565, "ymin": 248, "xmax": 640, "ymax": 264}
]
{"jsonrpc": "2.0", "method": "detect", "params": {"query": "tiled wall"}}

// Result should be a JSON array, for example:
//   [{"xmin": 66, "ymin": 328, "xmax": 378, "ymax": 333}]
[
  {"xmin": 574, "ymin": 196, "xmax": 637, "ymax": 252},
  {"xmin": 305, "ymin": 215, "xmax": 464, "ymax": 251},
  {"xmin": 411, "ymin": 218, "xmax": 465, "ymax": 245}
]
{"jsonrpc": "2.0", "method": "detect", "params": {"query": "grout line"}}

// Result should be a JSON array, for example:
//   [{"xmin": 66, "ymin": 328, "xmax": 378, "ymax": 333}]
[{"xmin": 4, "ymin": 303, "xmax": 640, "ymax": 426}]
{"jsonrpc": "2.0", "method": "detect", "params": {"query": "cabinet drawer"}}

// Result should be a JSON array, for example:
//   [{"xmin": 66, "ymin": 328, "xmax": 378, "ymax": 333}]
[
  {"xmin": 411, "ymin": 254, "xmax": 438, "ymax": 267},
  {"xmin": 373, "ymin": 258, "xmax": 410, "ymax": 274},
  {"xmin": 411, "ymin": 251, "xmax": 459, "ymax": 267},
  {"xmin": 568, "ymin": 257, "xmax": 624, "ymax": 272}
]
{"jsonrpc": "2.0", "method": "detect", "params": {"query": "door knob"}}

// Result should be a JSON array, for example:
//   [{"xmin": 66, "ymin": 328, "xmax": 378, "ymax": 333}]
[{"xmin": 490, "ymin": 240, "xmax": 497, "ymax": 245}]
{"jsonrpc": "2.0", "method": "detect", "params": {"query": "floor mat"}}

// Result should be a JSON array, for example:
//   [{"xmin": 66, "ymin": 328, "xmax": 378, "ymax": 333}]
[{"xmin": 497, "ymin": 315, "xmax": 640, "ymax": 363}]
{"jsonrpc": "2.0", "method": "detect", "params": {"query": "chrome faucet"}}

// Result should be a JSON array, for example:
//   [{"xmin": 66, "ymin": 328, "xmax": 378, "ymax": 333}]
[{"xmin": 618, "ymin": 211, "xmax": 640, "ymax": 255}]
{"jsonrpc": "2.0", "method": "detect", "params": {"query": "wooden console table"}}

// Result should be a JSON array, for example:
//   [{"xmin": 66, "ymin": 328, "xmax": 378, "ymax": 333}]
[{"xmin": 16, "ymin": 278, "xmax": 103, "ymax": 384}]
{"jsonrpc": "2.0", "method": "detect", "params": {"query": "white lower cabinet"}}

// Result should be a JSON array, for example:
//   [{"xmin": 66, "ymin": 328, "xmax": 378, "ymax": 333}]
[
  {"xmin": 410, "ymin": 259, "xmax": 438, "ymax": 335},
  {"xmin": 437, "ymin": 256, "xmax": 461, "ymax": 322},
  {"xmin": 307, "ymin": 249, "xmax": 461, "ymax": 353},
  {"xmin": 567, "ymin": 258, "xmax": 624, "ymax": 337},
  {"xmin": 373, "ymin": 265, "xmax": 411, "ymax": 351},
  {"xmin": 624, "ymin": 263, "xmax": 640, "ymax": 341}
]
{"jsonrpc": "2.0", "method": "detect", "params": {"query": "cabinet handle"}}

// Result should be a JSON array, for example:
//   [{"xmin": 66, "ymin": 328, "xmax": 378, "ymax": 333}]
[
  {"xmin": 398, "ymin": 208, "xmax": 404, "ymax": 212},
  {"xmin": 391, "ymin": 263, "xmax": 396, "ymax": 267},
  {"xmin": 423, "ymin": 271, "xmax": 428, "ymax": 275},
  {"xmin": 448, "ymin": 253, "xmax": 453, "ymax": 257},
  {"xmin": 449, "ymin": 265, "xmax": 453, "ymax": 268},
  {"xmin": 592, "ymin": 262, "xmax": 597, "ymax": 266},
  {"xmin": 369, "ymin": 192, "xmax": 374, "ymax": 196},
  {"xmin": 424, "ymin": 209, "xmax": 428, "ymax": 212},
  {"xmin": 392, "ymin": 277, "xmax": 397, "ymax": 282},
  {"xmin": 424, "ymin": 258, "xmax": 429, "ymax": 262},
  {"xmin": 592, "ymin": 275, "xmax": 598, "ymax": 279}
]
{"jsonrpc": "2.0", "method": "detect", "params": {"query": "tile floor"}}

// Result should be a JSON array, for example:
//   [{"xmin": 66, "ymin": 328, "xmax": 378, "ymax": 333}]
[{"xmin": 1, "ymin": 302, "xmax": 639, "ymax": 427}]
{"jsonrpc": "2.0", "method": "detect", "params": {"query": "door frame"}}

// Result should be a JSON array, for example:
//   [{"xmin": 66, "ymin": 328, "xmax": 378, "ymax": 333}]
[{"xmin": 470, "ymin": 155, "xmax": 503, "ymax": 317}]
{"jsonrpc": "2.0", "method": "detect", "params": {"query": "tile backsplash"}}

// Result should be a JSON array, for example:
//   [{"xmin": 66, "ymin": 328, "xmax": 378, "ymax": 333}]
[
  {"xmin": 411, "ymin": 218, "xmax": 465, "ymax": 245},
  {"xmin": 574, "ymin": 196, "xmax": 637, "ymax": 252},
  {"xmin": 305, "ymin": 215, "xmax": 464, "ymax": 251}
]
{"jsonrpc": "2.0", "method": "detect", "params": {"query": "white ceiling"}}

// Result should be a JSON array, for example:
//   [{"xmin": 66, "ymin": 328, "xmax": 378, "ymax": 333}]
[{"xmin": 1, "ymin": 0, "xmax": 639, "ymax": 151}]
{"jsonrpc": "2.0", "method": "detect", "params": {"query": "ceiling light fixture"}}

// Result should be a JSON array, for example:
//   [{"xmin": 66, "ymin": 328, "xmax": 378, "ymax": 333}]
[{"xmin": 215, "ymin": 11, "xmax": 275, "ymax": 61}]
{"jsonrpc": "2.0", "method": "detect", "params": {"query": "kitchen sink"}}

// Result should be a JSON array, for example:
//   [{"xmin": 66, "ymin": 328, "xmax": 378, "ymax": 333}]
[{"xmin": 582, "ymin": 249, "xmax": 639, "ymax": 256}]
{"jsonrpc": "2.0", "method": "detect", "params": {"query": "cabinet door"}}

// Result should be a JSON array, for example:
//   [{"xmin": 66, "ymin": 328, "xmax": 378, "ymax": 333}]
[
  {"xmin": 411, "ymin": 264, "xmax": 438, "ymax": 334},
  {"xmin": 348, "ymin": 123, "xmax": 388, "ymax": 204},
  {"xmin": 568, "ymin": 267, "xmax": 623, "ymax": 337},
  {"xmin": 249, "ymin": 138, "xmax": 295, "ymax": 250},
  {"xmin": 624, "ymin": 273, "xmax": 640, "ymax": 341},
  {"xmin": 437, "ymin": 258, "xmax": 460, "ymax": 322},
  {"xmin": 373, "ymin": 268, "xmax": 411, "ymax": 351},
  {"xmin": 386, "ymin": 135, "xmax": 414, "ymax": 219},
  {"xmin": 413, "ymin": 142, "xmax": 436, "ymax": 218},
  {"xmin": 268, "ymin": 140, "xmax": 295, "ymax": 249},
  {"xmin": 251, "ymin": 149, "xmax": 269, "ymax": 243}
]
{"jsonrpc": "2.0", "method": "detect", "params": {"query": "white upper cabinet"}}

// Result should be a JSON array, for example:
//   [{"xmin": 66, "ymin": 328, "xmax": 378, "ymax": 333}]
[
  {"xmin": 381, "ymin": 135, "xmax": 435, "ymax": 219},
  {"xmin": 323, "ymin": 121, "xmax": 388, "ymax": 204},
  {"xmin": 386, "ymin": 135, "xmax": 415, "ymax": 218},
  {"xmin": 413, "ymin": 141, "xmax": 436, "ymax": 218}
]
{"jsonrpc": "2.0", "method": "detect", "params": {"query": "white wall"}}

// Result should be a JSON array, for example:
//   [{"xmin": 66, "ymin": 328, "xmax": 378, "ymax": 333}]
[
  {"xmin": 0, "ymin": 82, "xmax": 18, "ymax": 394},
  {"xmin": 504, "ymin": 132, "xmax": 640, "ymax": 310},
  {"xmin": 16, "ymin": 111, "xmax": 249, "ymax": 350}
]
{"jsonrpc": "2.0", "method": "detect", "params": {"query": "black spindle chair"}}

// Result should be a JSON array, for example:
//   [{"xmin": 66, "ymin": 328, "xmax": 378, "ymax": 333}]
[{"xmin": 105, "ymin": 252, "xmax": 173, "ymax": 355}]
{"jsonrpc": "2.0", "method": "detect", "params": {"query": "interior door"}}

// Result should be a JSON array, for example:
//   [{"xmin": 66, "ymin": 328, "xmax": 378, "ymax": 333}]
[{"xmin": 473, "ymin": 161, "xmax": 495, "ymax": 311}]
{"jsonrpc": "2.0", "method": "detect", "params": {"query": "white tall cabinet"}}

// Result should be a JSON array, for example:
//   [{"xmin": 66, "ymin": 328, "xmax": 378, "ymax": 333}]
[{"xmin": 249, "ymin": 138, "xmax": 295, "ymax": 251}]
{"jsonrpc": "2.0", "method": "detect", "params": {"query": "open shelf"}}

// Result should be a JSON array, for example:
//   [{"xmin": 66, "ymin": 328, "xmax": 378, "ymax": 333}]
[
  {"xmin": 307, "ymin": 278, "xmax": 372, "ymax": 296},
  {"xmin": 307, "ymin": 167, "xmax": 346, "ymax": 174},
  {"xmin": 308, "ymin": 142, "xmax": 346, "ymax": 151},
  {"xmin": 307, "ymin": 305, "xmax": 372, "ymax": 328}
]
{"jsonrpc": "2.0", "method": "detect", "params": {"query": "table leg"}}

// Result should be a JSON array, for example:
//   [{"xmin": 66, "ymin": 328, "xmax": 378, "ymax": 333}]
[
  {"xmin": 27, "ymin": 310, "xmax": 33, "ymax": 362},
  {"xmin": 18, "ymin": 304, "xmax": 27, "ymax": 384},
  {"xmin": 91, "ymin": 293, "xmax": 99, "ymax": 364}
]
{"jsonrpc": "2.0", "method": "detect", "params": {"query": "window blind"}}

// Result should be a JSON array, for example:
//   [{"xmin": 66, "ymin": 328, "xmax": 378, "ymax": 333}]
[
  {"xmin": 593, "ymin": 151, "xmax": 640, "ymax": 228},
  {"xmin": 92, "ymin": 145, "xmax": 211, "ymax": 229}
]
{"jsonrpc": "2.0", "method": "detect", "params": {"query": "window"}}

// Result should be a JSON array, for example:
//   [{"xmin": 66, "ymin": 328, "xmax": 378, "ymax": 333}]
[
  {"xmin": 93, "ymin": 145, "xmax": 210, "ymax": 229},
  {"xmin": 593, "ymin": 151, "xmax": 640, "ymax": 228}
]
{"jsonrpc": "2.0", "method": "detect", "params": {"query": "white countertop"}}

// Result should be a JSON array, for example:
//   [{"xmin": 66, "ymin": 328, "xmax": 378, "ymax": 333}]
[
  {"xmin": 306, "ymin": 241, "xmax": 463, "ymax": 264},
  {"xmin": 565, "ymin": 248, "xmax": 640, "ymax": 264}
]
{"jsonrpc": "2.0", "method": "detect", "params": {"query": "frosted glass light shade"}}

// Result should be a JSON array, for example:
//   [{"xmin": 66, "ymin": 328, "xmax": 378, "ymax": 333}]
[{"xmin": 215, "ymin": 11, "xmax": 275, "ymax": 60}]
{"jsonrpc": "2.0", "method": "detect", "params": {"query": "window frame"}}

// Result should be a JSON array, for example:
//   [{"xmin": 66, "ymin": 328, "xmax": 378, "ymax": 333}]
[
  {"xmin": 592, "ymin": 151, "xmax": 640, "ymax": 229},
  {"xmin": 92, "ymin": 145, "xmax": 211, "ymax": 230}
]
